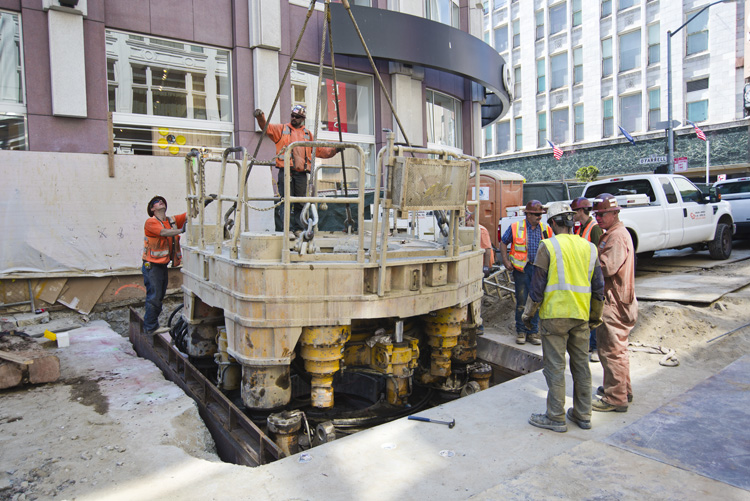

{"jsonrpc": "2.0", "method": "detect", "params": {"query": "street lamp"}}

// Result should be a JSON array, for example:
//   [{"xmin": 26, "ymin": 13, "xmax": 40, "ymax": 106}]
[{"xmin": 667, "ymin": 0, "xmax": 735, "ymax": 174}]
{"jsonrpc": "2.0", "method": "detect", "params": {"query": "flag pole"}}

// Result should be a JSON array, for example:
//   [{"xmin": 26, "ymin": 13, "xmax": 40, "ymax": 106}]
[{"xmin": 705, "ymin": 138, "xmax": 710, "ymax": 184}]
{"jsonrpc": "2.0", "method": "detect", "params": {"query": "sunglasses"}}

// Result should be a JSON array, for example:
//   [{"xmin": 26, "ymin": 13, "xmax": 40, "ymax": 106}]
[{"xmin": 291, "ymin": 114, "xmax": 304, "ymax": 119}]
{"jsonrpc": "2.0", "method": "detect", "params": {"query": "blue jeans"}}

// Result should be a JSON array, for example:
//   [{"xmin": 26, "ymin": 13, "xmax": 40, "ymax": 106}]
[
  {"xmin": 514, "ymin": 264, "xmax": 538, "ymax": 335},
  {"xmin": 142, "ymin": 262, "xmax": 168, "ymax": 333}
]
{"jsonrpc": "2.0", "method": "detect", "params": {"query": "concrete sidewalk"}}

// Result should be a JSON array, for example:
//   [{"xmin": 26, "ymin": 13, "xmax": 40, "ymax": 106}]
[{"xmin": 1, "ymin": 321, "xmax": 748, "ymax": 500}]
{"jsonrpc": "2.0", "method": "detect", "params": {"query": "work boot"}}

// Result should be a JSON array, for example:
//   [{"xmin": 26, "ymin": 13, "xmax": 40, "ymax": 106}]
[
  {"xmin": 589, "ymin": 350, "xmax": 600, "ymax": 362},
  {"xmin": 516, "ymin": 332, "xmax": 526, "ymax": 345},
  {"xmin": 528, "ymin": 333, "xmax": 541, "ymax": 345},
  {"xmin": 597, "ymin": 386, "xmax": 632, "ymax": 403},
  {"xmin": 566, "ymin": 408, "xmax": 592, "ymax": 430},
  {"xmin": 592, "ymin": 397, "xmax": 628, "ymax": 412},
  {"xmin": 528, "ymin": 413, "xmax": 567, "ymax": 433}
]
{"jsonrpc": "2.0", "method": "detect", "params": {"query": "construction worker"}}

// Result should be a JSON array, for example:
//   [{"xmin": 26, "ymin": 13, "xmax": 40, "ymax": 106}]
[
  {"xmin": 522, "ymin": 202, "xmax": 604, "ymax": 432},
  {"xmin": 465, "ymin": 207, "xmax": 495, "ymax": 276},
  {"xmin": 592, "ymin": 193, "xmax": 637, "ymax": 412},
  {"xmin": 499, "ymin": 200, "xmax": 552, "ymax": 345},
  {"xmin": 571, "ymin": 196, "xmax": 604, "ymax": 362},
  {"xmin": 142, "ymin": 196, "xmax": 186, "ymax": 334},
  {"xmin": 254, "ymin": 105, "xmax": 341, "ymax": 233}
]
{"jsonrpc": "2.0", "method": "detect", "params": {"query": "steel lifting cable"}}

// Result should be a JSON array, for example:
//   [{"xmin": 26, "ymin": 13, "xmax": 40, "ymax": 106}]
[
  {"xmin": 237, "ymin": 0, "xmax": 318, "ymax": 195},
  {"xmin": 325, "ymin": 1, "xmax": 354, "ymax": 231}
]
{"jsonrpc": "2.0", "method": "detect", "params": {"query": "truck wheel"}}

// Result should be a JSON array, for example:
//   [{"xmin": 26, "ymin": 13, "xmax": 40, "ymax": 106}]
[{"xmin": 708, "ymin": 223, "xmax": 732, "ymax": 260}]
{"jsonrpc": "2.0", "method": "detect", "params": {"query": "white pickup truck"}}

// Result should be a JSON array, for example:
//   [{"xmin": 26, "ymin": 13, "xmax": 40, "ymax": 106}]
[
  {"xmin": 582, "ymin": 174, "xmax": 734, "ymax": 259},
  {"xmin": 713, "ymin": 177, "xmax": 750, "ymax": 238}
]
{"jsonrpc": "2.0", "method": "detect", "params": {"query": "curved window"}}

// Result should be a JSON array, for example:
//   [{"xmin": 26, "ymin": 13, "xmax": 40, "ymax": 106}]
[{"xmin": 426, "ymin": 89, "xmax": 463, "ymax": 151}]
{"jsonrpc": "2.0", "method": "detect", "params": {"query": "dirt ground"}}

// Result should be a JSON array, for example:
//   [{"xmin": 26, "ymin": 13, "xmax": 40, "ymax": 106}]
[{"xmin": 1, "ymin": 251, "xmax": 749, "ymax": 500}]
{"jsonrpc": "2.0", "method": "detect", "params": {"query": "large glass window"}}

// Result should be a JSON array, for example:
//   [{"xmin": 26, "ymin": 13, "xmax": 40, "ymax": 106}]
[
  {"xmin": 514, "ymin": 66, "xmax": 522, "ymax": 99},
  {"xmin": 550, "ymin": 53, "xmax": 568, "ymax": 90},
  {"xmin": 484, "ymin": 126, "xmax": 492, "ymax": 156},
  {"xmin": 648, "ymin": 88, "xmax": 660, "ymax": 130},
  {"xmin": 574, "ymin": 104, "xmax": 584, "ymax": 141},
  {"xmin": 572, "ymin": 0, "xmax": 582, "ymax": 27},
  {"xmin": 537, "ymin": 58, "xmax": 546, "ymax": 94},
  {"xmin": 512, "ymin": 19, "xmax": 520, "ymax": 49},
  {"xmin": 549, "ymin": 3, "xmax": 566, "ymax": 35},
  {"xmin": 535, "ymin": 10, "xmax": 545, "ymax": 40},
  {"xmin": 426, "ymin": 89, "xmax": 462, "ymax": 150},
  {"xmin": 602, "ymin": 38, "xmax": 613, "ymax": 77},
  {"xmin": 425, "ymin": 0, "xmax": 460, "ymax": 29},
  {"xmin": 537, "ymin": 112, "xmax": 547, "ymax": 147},
  {"xmin": 0, "ymin": 11, "xmax": 27, "ymax": 150},
  {"xmin": 619, "ymin": 0, "xmax": 634, "ymax": 10},
  {"xmin": 495, "ymin": 120, "xmax": 510, "ymax": 154},
  {"xmin": 603, "ymin": 97, "xmax": 613, "ymax": 137},
  {"xmin": 686, "ymin": 9, "xmax": 708, "ymax": 55},
  {"xmin": 687, "ymin": 100, "xmax": 708, "ymax": 122},
  {"xmin": 648, "ymin": 23, "xmax": 660, "ymax": 65},
  {"xmin": 294, "ymin": 62, "xmax": 376, "ymax": 188},
  {"xmin": 601, "ymin": 0, "xmax": 612, "ymax": 18},
  {"xmin": 494, "ymin": 25, "xmax": 509, "ymax": 53},
  {"xmin": 620, "ymin": 92, "xmax": 642, "ymax": 133},
  {"xmin": 552, "ymin": 108, "xmax": 569, "ymax": 144},
  {"xmin": 514, "ymin": 116, "xmax": 523, "ymax": 151},
  {"xmin": 106, "ymin": 30, "xmax": 232, "ymax": 155},
  {"xmin": 573, "ymin": 47, "xmax": 583, "ymax": 84},
  {"xmin": 619, "ymin": 30, "xmax": 641, "ymax": 72}
]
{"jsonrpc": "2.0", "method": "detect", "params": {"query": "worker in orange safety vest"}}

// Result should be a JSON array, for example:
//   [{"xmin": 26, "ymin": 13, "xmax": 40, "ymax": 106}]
[{"xmin": 498, "ymin": 200, "xmax": 552, "ymax": 345}]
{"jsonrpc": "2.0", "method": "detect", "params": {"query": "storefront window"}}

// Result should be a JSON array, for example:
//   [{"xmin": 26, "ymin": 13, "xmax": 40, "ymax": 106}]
[{"xmin": 106, "ymin": 30, "xmax": 233, "ymax": 155}]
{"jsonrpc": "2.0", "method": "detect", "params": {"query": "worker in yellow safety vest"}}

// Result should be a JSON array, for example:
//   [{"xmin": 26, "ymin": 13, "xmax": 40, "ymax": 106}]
[
  {"xmin": 499, "ymin": 200, "xmax": 552, "ymax": 345},
  {"xmin": 522, "ymin": 202, "xmax": 605, "ymax": 433},
  {"xmin": 571, "ymin": 196, "xmax": 604, "ymax": 362}
]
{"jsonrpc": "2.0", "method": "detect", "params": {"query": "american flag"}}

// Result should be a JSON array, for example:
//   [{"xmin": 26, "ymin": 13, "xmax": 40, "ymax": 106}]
[
  {"xmin": 687, "ymin": 120, "xmax": 707, "ymax": 141},
  {"xmin": 547, "ymin": 139, "xmax": 563, "ymax": 160}
]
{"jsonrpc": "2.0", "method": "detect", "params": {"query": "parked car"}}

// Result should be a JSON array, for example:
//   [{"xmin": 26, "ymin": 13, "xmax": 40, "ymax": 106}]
[
  {"xmin": 581, "ymin": 174, "xmax": 734, "ymax": 259},
  {"xmin": 713, "ymin": 177, "xmax": 750, "ymax": 238}
]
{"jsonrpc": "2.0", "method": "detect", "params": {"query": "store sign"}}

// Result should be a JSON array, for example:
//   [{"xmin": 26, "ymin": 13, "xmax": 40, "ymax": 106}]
[{"xmin": 639, "ymin": 154, "xmax": 667, "ymax": 165}]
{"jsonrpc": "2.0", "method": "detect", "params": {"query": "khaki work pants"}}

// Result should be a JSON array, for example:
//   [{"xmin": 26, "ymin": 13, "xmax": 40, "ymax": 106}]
[
  {"xmin": 540, "ymin": 318, "xmax": 592, "ymax": 422},
  {"xmin": 596, "ymin": 305, "xmax": 635, "ymax": 407}
]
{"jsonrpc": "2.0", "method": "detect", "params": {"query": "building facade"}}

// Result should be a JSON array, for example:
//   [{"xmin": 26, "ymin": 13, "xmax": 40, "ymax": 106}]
[
  {"xmin": 0, "ymin": 0, "xmax": 510, "ymax": 277},
  {"xmin": 480, "ymin": 0, "xmax": 750, "ymax": 183}
]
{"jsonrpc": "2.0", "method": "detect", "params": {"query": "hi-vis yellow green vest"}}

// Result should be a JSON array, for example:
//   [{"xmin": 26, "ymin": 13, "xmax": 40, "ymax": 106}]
[
  {"xmin": 540, "ymin": 234, "xmax": 598, "ymax": 320},
  {"xmin": 509, "ymin": 220, "xmax": 551, "ymax": 271}
]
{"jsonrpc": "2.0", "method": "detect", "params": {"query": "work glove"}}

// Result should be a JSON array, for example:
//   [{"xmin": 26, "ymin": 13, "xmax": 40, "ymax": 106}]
[
  {"xmin": 521, "ymin": 297, "xmax": 541, "ymax": 331},
  {"xmin": 483, "ymin": 266, "xmax": 491, "ymax": 278},
  {"xmin": 589, "ymin": 298, "xmax": 604, "ymax": 330},
  {"xmin": 253, "ymin": 109, "xmax": 264, "ymax": 118}
]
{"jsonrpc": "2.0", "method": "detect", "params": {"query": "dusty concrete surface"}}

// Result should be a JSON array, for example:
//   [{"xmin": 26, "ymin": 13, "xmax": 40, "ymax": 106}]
[{"xmin": 1, "ymin": 245, "xmax": 749, "ymax": 500}]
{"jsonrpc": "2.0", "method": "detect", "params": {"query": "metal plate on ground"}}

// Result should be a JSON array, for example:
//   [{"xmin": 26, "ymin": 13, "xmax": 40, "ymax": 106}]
[
  {"xmin": 605, "ymin": 355, "xmax": 750, "ymax": 491},
  {"xmin": 634, "ymin": 273, "xmax": 750, "ymax": 303}
]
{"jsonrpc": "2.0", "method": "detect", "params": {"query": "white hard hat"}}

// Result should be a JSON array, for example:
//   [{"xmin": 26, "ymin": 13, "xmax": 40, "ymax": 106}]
[{"xmin": 546, "ymin": 201, "xmax": 575, "ymax": 219}]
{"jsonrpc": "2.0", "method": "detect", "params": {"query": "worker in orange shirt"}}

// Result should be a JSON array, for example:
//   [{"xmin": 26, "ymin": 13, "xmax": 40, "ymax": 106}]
[{"xmin": 254, "ymin": 105, "xmax": 341, "ymax": 233}]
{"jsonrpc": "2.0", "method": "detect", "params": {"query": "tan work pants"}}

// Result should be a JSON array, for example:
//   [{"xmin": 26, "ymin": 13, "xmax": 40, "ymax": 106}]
[{"xmin": 596, "ymin": 304, "xmax": 635, "ymax": 407}]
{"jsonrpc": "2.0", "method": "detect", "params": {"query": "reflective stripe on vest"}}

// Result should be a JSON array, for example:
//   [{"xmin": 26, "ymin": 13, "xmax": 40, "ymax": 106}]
[
  {"xmin": 142, "ymin": 217, "xmax": 182, "ymax": 266},
  {"xmin": 509, "ymin": 220, "xmax": 551, "ymax": 271},
  {"xmin": 540, "ymin": 234, "xmax": 597, "ymax": 321},
  {"xmin": 578, "ymin": 218, "xmax": 598, "ymax": 242}
]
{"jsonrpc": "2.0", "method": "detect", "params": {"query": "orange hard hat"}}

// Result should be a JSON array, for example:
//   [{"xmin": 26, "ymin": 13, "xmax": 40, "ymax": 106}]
[{"xmin": 593, "ymin": 193, "xmax": 620, "ymax": 213}]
